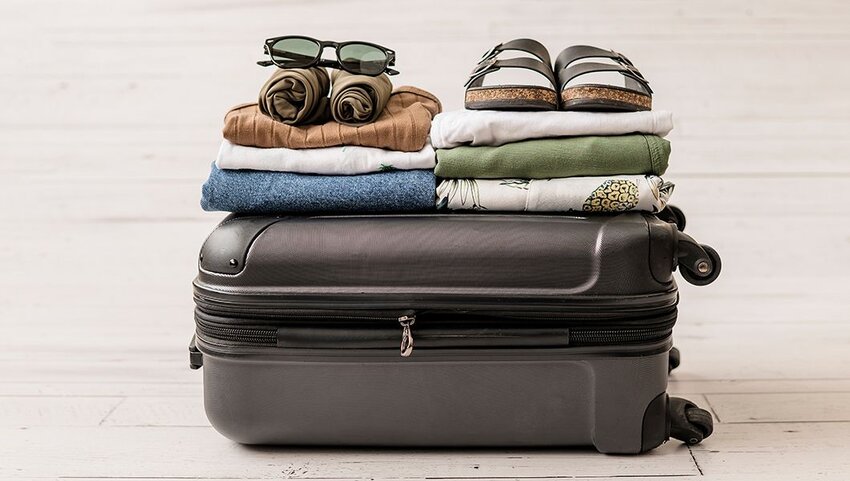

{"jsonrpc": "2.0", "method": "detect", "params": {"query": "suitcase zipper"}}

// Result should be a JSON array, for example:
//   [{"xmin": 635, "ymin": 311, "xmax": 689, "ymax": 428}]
[
  {"xmin": 195, "ymin": 312, "xmax": 420, "ymax": 357},
  {"xmin": 398, "ymin": 312, "xmax": 416, "ymax": 357},
  {"xmin": 193, "ymin": 289, "xmax": 678, "ymax": 317},
  {"xmin": 195, "ymin": 309, "xmax": 676, "ymax": 356}
]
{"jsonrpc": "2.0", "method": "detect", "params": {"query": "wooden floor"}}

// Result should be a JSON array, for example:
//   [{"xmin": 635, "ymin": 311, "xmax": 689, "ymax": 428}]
[{"xmin": 2, "ymin": 0, "xmax": 849, "ymax": 479}]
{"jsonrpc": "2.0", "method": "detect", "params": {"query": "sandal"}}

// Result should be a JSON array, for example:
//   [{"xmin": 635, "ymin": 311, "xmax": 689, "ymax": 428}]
[
  {"xmin": 554, "ymin": 45, "xmax": 653, "ymax": 112},
  {"xmin": 464, "ymin": 39, "xmax": 558, "ymax": 111}
]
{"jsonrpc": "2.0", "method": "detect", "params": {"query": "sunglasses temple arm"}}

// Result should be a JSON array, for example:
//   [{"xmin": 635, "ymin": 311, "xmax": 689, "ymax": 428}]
[
  {"xmin": 385, "ymin": 67, "xmax": 399, "ymax": 76},
  {"xmin": 256, "ymin": 60, "xmax": 275, "ymax": 67}
]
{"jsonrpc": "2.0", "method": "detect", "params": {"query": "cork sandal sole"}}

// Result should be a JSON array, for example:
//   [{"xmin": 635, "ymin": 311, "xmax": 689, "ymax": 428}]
[
  {"xmin": 465, "ymin": 85, "xmax": 558, "ymax": 111},
  {"xmin": 561, "ymin": 84, "xmax": 651, "ymax": 112}
]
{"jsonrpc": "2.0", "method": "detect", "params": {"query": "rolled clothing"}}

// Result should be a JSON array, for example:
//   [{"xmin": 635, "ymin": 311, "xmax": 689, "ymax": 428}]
[
  {"xmin": 436, "ymin": 175, "xmax": 673, "ymax": 213},
  {"xmin": 216, "ymin": 139, "xmax": 435, "ymax": 175},
  {"xmin": 201, "ymin": 164, "xmax": 436, "ymax": 213},
  {"xmin": 330, "ymin": 70, "xmax": 392, "ymax": 126},
  {"xmin": 435, "ymin": 135, "xmax": 670, "ymax": 179},
  {"xmin": 223, "ymin": 86, "xmax": 441, "ymax": 152},
  {"xmin": 430, "ymin": 109, "xmax": 673, "ymax": 148},
  {"xmin": 258, "ymin": 67, "xmax": 330, "ymax": 125}
]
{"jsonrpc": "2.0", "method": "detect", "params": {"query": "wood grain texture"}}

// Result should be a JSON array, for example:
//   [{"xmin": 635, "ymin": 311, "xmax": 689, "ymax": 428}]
[
  {"xmin": 1, "ymin": 0, "xmax": 849, "ymax": 479},
  {"xmin": 707, "ymin": 393, "xmax": 850, "ymax": 423}
]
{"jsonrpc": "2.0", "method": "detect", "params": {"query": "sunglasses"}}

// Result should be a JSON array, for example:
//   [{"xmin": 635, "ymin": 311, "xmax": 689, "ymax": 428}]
[{"xmin": 257, "ymin": 36, "xmax": 399, "ymax": 76}]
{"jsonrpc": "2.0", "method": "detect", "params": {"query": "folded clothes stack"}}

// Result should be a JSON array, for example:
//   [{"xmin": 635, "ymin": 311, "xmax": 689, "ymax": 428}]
[
  {"xmin": 201, "ymin": 36, "xmax": 442, "ymax": 214},
  {"xmin": 433, "ymin": 40, "xmax": 675, "ymax": 213}
]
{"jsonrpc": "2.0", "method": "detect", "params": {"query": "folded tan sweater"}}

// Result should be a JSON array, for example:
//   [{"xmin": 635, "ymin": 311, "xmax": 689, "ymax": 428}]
[{"xmin": 223, "ymin": 86, "xmax": 442, "ymax": 152}]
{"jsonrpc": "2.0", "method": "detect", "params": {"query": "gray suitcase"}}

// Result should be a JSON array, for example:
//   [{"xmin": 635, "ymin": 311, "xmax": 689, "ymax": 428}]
[{"xmin": 189, "ymin": 211, "xmax": 720, "ymax": 453}]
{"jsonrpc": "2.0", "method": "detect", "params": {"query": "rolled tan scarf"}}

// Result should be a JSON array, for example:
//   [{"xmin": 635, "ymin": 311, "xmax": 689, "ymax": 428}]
[
  {"xmin": 258, "ymin": 67, "xmax": 330, "ymax": 125},
  {"xmin": 330, "ymin": 70, "xmax": 392, "ymax": 126}
]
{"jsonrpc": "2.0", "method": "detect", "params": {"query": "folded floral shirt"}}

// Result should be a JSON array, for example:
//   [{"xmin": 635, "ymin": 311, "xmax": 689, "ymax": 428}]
[{"xmin": 436, "ymin": 175, "xmax": 673, "ymax": 213}]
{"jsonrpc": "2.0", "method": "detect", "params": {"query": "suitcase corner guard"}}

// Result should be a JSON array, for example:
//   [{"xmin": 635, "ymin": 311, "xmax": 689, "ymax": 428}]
[{"xmin": 199, "ymin": 215, "xmax": 281, "ymax": 275}]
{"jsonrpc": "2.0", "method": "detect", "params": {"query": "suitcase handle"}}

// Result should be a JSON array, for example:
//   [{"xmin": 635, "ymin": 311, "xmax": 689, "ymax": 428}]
[{"xmin": 657, "ymin": 205, "xmax": 686, "ymax": 232}]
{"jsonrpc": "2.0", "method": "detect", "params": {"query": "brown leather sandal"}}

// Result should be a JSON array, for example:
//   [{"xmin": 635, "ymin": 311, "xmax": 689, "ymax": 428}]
[
  {"xmin": 464, "ymin": 39, "xmax": 558, "ymax": 111},
  {"xmin": 554, "ymin": 45, "xmax": 653, "ymax": 112}
]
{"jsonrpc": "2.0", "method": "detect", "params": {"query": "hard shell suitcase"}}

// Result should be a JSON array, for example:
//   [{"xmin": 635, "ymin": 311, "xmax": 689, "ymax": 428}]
[{"xmin": 190, "ymin": 211, "xmax": 719, "ymax": 453}]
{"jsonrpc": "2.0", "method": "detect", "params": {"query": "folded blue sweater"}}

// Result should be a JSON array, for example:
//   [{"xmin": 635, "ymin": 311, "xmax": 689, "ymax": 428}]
[{"xmin": 201, "ymin": 164, "xmax": 436, "ymax": 213}]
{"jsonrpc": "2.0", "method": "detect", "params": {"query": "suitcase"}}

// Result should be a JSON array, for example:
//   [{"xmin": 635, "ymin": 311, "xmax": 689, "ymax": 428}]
[{"xmin": 189, "ymin": 210, "xmax": 720, "ymax": 453}]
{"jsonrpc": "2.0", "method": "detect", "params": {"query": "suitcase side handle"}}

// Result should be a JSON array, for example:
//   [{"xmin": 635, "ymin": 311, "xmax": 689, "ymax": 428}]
[{"xmin": 189, "ymin": 334, "xmax": 203, "ymax": 370}]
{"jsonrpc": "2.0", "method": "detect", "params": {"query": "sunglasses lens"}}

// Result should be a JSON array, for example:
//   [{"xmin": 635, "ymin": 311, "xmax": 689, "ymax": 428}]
[
  {"xmin": 338, "ymin": 43, "xmax": 388, "ymax": 75},
  {"xmin": 269, "ymin": 38, "xmax": 321, "ymax": 67}
]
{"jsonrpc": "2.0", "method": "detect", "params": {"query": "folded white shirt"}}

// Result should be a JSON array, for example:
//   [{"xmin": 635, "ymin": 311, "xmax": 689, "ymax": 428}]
[
  {"xmin": 215, "ymin": 140, "xmax": 436, "ymax": 175},
  {"xmin": 436, "ymin": 175, "xmax": 672, "ymax": 213},
  {"xmin": 430, "ymin": 110, "xmax": 673, "ymax": 149}
]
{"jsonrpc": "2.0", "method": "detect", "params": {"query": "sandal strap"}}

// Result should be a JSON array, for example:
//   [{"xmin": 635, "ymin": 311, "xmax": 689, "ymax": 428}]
[
  {"xmin": 554, "ymin": 45, "xmax": 634, "ymax": 72},
  {"xmin": 479, "ymin": 38, "xmax": 552, "ymax": 65},
  {"xmin": 559, "ymin": 61, "xmax": 653, "ymax": 95},
  {"xmin": 465, "ymin": 56, "xmax": 557, "ymax": 90}
]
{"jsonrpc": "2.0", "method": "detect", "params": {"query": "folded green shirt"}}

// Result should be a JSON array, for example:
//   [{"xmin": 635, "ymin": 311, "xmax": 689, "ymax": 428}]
[{"xmin": 434, "ymin": 134, "xmax": 670, "ymax": 179}]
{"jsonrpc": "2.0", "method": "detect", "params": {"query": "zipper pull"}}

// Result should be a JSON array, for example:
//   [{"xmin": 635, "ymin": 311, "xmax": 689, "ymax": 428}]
[{"xmin": 398, "ymin": 312, "xmax": 416, "ymax": 357}]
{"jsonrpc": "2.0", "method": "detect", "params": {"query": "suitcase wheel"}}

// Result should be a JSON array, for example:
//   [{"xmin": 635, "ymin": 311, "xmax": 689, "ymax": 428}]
[
  {"xmin": 679, "ymin": 244, "xmax": 722, "ymax": 286},
  {"xmin": 669, "ymin": 396, "xmax": 714, "ymax": 445}
]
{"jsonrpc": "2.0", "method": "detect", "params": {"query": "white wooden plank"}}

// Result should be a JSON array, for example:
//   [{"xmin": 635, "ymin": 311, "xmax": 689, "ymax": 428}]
[
  {"xmin": 0, "ymin": 474, "xmax": 699, "ymax": 481},
  {"xmin": 691, "ymin": 422, "xmax": 850, "ymax": 478},
  {"xmin": 669, "ymin": 379, "xmax": 850, "ymax": 395},
  {"xmin": 0, "ymin": 382, "xmax": 201, "ymax": 397},
  {"xmin": 670, "ymin": 322, "xmax": 850, "ymax": 381},
  {"xmin": 0, "ymin": 479, "xmax": 700, "ymax": 481},
  {"xmin": 102, "ymin": 396, "xmax": 208, "ymax": 427},
  {"xmin": 707, "ymin": 393, "xmax": 850, "ymax": 424},
  {"xmin": 0, "ymin": 426, "xmax": 699, "ymax": 479},
  {"xmin": 0, "ymin": 359, "xmax": 198, "ymax": 384},
  {"xmin": 0, "ymin": 396, "xmax": 122, "ymax": 427},
  {"xmin": 0, "ymin": 221, "xmax": 216, "ymax": 309}
]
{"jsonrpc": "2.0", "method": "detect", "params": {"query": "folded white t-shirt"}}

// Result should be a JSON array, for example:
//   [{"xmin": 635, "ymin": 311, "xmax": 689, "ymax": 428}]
[
  {"xmin": 430, "ymin": 110, "xmax": 673, "ymax": 149},
  {"xmin": 216, "ymin": 140, "xmax": 436, "ymax": 175}
]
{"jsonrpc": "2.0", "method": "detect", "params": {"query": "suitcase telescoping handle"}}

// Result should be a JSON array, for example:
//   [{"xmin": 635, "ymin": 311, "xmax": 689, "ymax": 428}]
[{"xmin": 675, "ymin": 230, "xmax": 721, "ymax": 286}]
